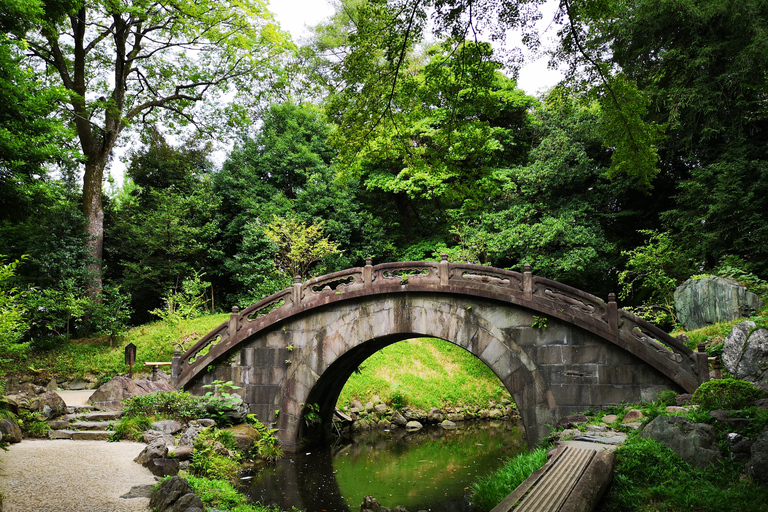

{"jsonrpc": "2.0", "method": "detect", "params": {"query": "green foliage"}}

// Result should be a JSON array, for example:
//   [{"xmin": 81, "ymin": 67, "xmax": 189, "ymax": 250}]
[
  {"xmin": 150, "ymin": 271, "xmax": 212, "ymax": 324},
  {"xmin": 264, "ymin": 215, "xmax": 341, "ymax": 279},
  {"xmin": 387, "ymin": 390, "xmax": 407, "ymax": 410},
  {"xmin": 692, "ymin": 379, "xmax": 762, "ymax": 411},
  {"xmin": 337, "ymin": 338, "xmax": 507, "ymax": 410},
  {"xmin": 191, "ymin": 427, "xmax": 242, "ymax": 481},
  {"xmin": 111, "ymin": 415, "xmax": 153, "ymax": 442},
  {"xmin": 185, "ymin": 475, "xmax": 288, "ymax": 512},
  {"xmin": 656, "ymin": 390, "xmax": 678, "ymax": 407},
  {"xmin": 470, "ymin": 446, "xmax": 548, "ymax": 511},
  {"xmin": 246, "ymin": 415, "xmax": 283, "ymax": 463},
  {"xmin": 16, "ymin": 410, "xmax": 50, "ymax": 438},
  {"xmin": 301, "ymin": 402, "xmax": 321, "ymax": 427},
  {"xmin": 619, "ymin": 230, "xmax": 693, "ymax": 326},
  {"xmin": 122, "ymin": 391, "xmax": 207, "ymax": 422},
  {"xmin": 531, "ymin": 316, "xmax": 547, "ymax": 329},
  {"xmin": 603, "ymin": 436, "xmax": 768, "ymax": 512},
  {"xmin": 0, "ymin": 256, "xmax": 29, "ymax": 360},
  {"xmin": 107, "ymin": 135, "xmax": 221, "ymax": 323}
]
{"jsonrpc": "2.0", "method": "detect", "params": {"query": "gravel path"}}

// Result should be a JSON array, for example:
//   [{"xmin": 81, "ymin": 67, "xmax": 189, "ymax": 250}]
[{"xmin": 0, "ymin": 440, "xmax": 156, "ymax": 512}]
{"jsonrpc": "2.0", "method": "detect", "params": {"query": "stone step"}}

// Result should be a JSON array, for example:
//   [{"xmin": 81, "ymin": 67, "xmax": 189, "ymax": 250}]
[
  {"xmin": 60, "ymin": 410, "xmax": 123, "ymax": 422},
  {"xmin": 50, "ymin": 429, "xmax": 115, "ymax": 441},
  {"xmin": 72, "ymin": 430, "xmax": 114, "ymax": 441},
  {"xmin": 75, "ymin": 411, "xmax": 123, "ymax": 421},
  {"xmin": 69, "ymin": 421, "xmax": 113, "ymax": 431},
  {"xmin": 66, "ymin": 405, "xmax": 95, "ymax": 414}
]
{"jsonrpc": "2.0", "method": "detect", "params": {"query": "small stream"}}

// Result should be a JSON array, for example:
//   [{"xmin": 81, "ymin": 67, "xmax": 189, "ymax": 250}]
[{"xmin": 244, "ymin": 419, "xmax": 528, "ymax": 512}]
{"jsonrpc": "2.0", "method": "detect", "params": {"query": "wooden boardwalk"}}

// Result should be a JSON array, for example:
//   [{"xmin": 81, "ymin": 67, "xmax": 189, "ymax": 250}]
[{"xmin": 491, "ymin": 441, "xmax": 617, "ymax": 512}]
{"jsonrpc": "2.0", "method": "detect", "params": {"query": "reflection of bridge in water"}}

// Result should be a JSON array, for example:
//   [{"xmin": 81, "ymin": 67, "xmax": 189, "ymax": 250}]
[{"xmin": 171, "ymin": 257, "xmax": 709, "ymax": 450}]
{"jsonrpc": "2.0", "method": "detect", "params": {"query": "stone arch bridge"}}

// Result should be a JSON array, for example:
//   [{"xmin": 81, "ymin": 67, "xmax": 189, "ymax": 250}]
[{"xmin": 170, "ymin": 257, "xmax": 708, "ymax": 450}]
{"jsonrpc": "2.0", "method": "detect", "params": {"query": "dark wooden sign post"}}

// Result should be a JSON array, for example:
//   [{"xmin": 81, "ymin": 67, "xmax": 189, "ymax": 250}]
[{"xmin": 125, "ymin": 342, "xmax": 137, "ymax": 379}]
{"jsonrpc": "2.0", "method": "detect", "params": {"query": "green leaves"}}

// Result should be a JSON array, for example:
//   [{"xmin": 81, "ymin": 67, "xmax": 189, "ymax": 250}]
[
  {"xmin": 264, "ymin": 215, "xmax": 341, "ymax": 279},
  {"xmin": 0, "ymin": 256, "xmax": 29, "ymax": 357}
]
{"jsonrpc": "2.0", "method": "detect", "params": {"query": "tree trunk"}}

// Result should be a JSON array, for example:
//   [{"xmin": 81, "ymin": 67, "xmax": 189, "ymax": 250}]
[{"xmin": 82, "ymin": 152, "xmax": 110, "ymax": 300}]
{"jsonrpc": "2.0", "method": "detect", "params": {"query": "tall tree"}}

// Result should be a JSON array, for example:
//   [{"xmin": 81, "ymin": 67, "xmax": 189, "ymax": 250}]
[
  {"xmin": 557, "ymin": 0, "xmax": 768, "ymax": 274},
  {"xmin": 0, "ymin": 0, "xmax": 75, "ymax": 220},
  {"xmin": 20, "ymin": 0, "xmax": 291, "ymax": 296}
]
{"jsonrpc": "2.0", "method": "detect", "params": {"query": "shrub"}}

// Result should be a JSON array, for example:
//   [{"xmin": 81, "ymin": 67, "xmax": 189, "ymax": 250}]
[
  {"xmin": 603, "ymin": 436, "xmax": 768, "ymax": 512},
  {"xmin": 246, "ymin": 415, "xmax": 283, "ymax": 462},
  {"xmin": 657, "ymin": 390, "xmax": 678, "ymax": 406},
  {"xmin": 191, "ymin": 427, "xmax": 242, "ymax": 481},
  {"xmin": 692, "ymin": 378, "xmax": 762, "ymax": 410},
  {"xmin": 111, "ymin": 415, "xmax": 153, "ymax": 442},
  {"xmin": 122, "ymin": 391, "xmax": 206, "ymax": 421},
  {"xmin": 470, "ymin": 446, "xmax": 548, "ymax": 510}
]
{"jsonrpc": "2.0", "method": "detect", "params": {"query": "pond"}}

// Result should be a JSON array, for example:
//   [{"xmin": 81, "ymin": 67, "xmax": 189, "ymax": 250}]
[{"xmin": 244, "ymin": 419, "xmax": 528, "ymax": 512}]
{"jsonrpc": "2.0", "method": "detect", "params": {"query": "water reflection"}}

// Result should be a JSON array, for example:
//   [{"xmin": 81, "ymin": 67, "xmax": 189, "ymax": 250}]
[{"xmin": 246, "ymin": 419, "xmax": 527, "ymax": 512}]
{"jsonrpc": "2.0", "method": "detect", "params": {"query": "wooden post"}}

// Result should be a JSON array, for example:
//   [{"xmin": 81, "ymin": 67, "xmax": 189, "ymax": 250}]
[{"xmin": 124, "ymin": 342, "xmax": 136, "ymax": 379}]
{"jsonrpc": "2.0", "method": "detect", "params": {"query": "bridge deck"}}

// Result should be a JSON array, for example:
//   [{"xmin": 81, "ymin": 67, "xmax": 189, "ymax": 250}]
[{"xmin": 490, "ymin": 442, "xmax": 616, "ymax": 512}]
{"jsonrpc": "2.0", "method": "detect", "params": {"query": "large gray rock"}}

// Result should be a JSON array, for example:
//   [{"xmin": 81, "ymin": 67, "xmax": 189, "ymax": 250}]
[
  {"xmin": 640, "ymin": 416, "xmax": 721, "ymax": 469},
  {"xmin": 3, "ymin": 384, "xmax": 67, "ymax": 420},
  {"xmin": 88, "ymin": 376, "xmax": 175, "ymax": 411},
  {"xmin": 722, "ymin": 321, "xmax": 768, "ymax": 391},
  {"xmin": 749, "ymin": 429, "xmax": 768, "ymax": 487},
  {"xmin": 149, "ymin": 476, "xmax": 203, "ymax": 512},
  {"xmin": 0, "ymin": 418, "xmax": 22, "ymax": 443},
  {"xmin": 674, "ymin": 277, "xmax": 763, "ymax": 330}
]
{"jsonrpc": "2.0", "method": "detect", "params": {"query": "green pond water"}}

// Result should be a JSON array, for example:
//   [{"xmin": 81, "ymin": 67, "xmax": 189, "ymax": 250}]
[{"xmin": 245, "ymin": 419, "xmax": 528, "ymax": 511}]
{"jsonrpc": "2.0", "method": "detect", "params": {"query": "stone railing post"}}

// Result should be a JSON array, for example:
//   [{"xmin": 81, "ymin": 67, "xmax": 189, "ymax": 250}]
[
  {"xmin": 439, "ymin": 253, "xmax": 449, "ymax": 286},
  {"xmin": 170, "ymin": 349, "xmax": 181, "ymax": 387},
  {"xmin": 523, "ymin": 264, "xmax": 532, "ymax": 301},
  {"xmin": 364, "ymin": 256, "xmax": 373, "ymax": 289},
  {"xmin": 292, "ymin": 276, "xmax": 302, "ymax": 307},
  {"xmin": 607, "ymin": 293, "xmax": 618, "ymax": 338},
  {"xmin": 229, "ymin": 306, "xmax": 240, "ymax": 342}
]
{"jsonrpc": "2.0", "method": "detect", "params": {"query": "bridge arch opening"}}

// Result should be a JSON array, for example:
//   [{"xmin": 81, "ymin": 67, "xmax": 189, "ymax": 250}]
[{"xmin": 296, "ymin": 336, "xmax": 520, "ymax": 445}]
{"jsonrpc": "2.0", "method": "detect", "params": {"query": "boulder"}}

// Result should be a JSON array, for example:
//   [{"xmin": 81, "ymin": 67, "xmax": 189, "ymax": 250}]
[
  {"xmin": 558, "ymin": 414, "xmax": 589, "ymax": 428},
  {"xmin": 134, "ymin": 438, "xmax": 169, "ymax": 465},
  {"xmin": 224, "ymin": 423, "xmax": 261, "ymax": 451},
  {"xmin": 204, "ymin": 395, "xmax": 247, "ymax": 424},
  {"xmin": 152, "ymin": 419, "xmax": 183, "ymax": 435},
  {"xmin": 749, "ymin": 429, "xmax": 768, "ymax": 487},
  {"xmin": 722, "ymin": 321, "xmax": 768, "ymax": 391},
  {"xmin": 405, "ymin": 421, "xmax": 423, "ymax": 430},
  {"xmin": 88, "ymin": 376, "xmax": 175, "ymax": 411},
  {"xmin": 2, "ymin": 387, "xmax": 66, "ymax": 420},
  {"xmin": 168, "ymin": 445, "xmax": 195, "ymax": 461},
  {"xmin": 640, "ymin": 416, "xmax": 721, "ymax": 469},
  {"xmin": 150, "ymin": 476, "xmax": 203, "ymax": 512},
  {"xmin": 427, "ymin": 408, "xmax": 445, "ymax": 423},
  {"xmin": 727, "ymin": 433, "xmax": 754, "ymax": 463},
  {"xmin": 391, "ymin": 411, "xmax": 407, "ymax": 427},
  {"xmin": 0, "ymin": 418, "xmax": 22, "ymax": 443},
  {"xmin": 622, "ymin": 409, "xmax": 644, "ymax": 423},
  {"xmin": 36, "ymin": 391, "xmax": 67, "ymax": 419},
  {"xmin": 178, "ymin": 423, "xmax": 208, "ymax": 447},
  {"xmin": 674, "ymin": 276, "xmax": 763, "ymax": 330}
]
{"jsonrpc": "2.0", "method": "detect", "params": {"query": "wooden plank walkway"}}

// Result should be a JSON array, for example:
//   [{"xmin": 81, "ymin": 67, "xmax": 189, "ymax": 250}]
[{"xmin": 491, "ymin": 442, "xmax": 616, "ymax": 512}]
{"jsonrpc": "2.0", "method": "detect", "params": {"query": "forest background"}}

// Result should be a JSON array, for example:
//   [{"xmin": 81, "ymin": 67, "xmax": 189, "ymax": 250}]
[{"xmin": 2, "ymin": 0, "xmax": 768, "ymax": 354}]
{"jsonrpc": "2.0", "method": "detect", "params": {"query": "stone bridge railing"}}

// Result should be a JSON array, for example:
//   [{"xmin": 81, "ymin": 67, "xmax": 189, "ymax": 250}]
[{"xmin": 171, "ymin": 256, "xmax": 709, "ymax": 392}]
